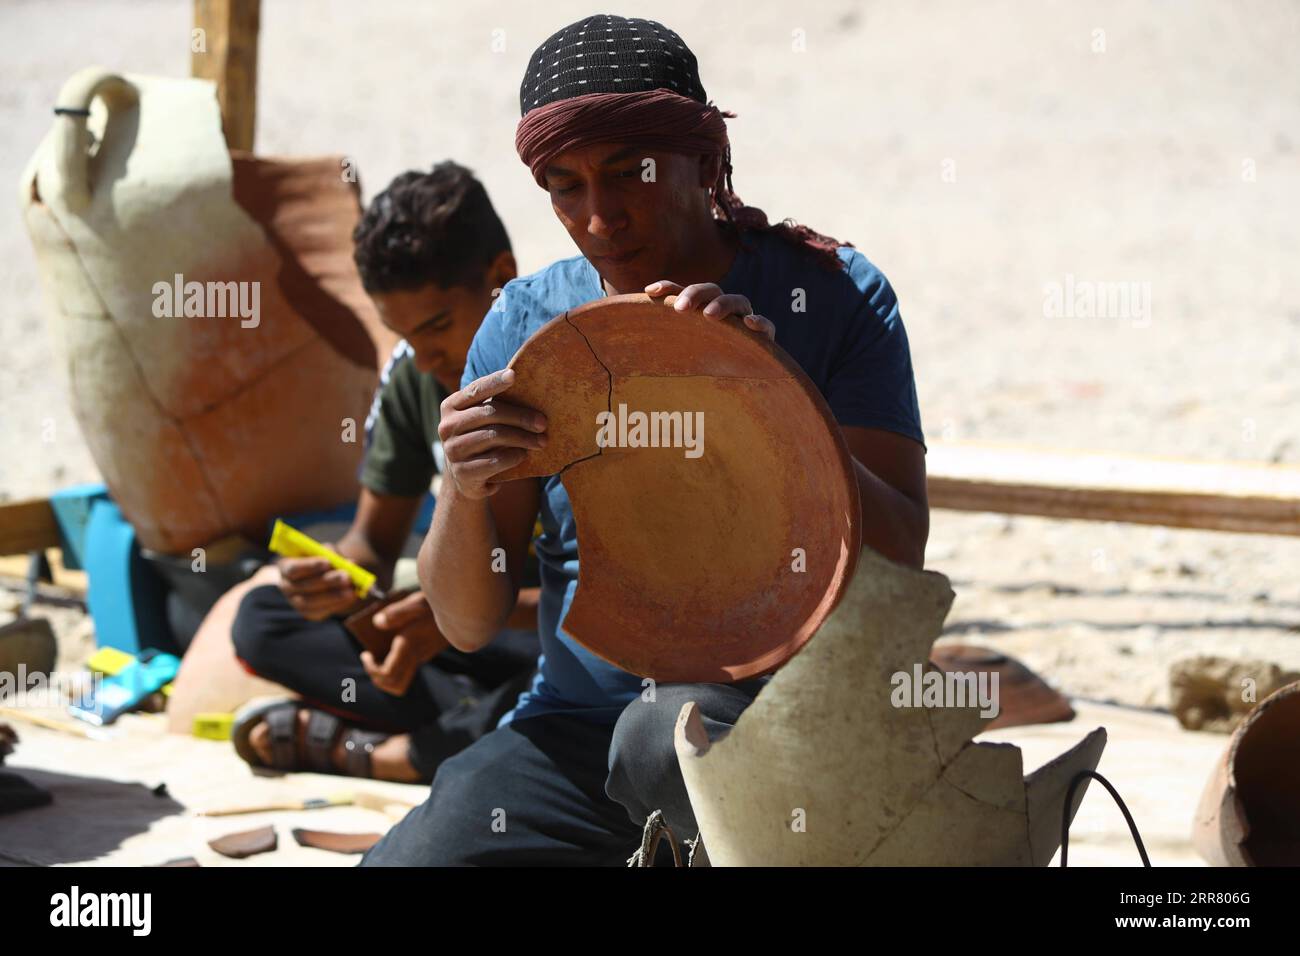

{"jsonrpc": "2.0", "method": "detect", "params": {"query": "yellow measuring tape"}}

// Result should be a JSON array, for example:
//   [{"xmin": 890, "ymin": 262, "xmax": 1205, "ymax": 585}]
[{"xmin": 267, "ymin": 519, "xmax": 381, "ymax": 599}]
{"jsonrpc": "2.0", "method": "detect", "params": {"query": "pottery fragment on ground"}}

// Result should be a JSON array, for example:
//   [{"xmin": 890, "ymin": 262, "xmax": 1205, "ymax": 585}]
[
  {"xmin": 931, "ymin": 644, "xmax": 1075, "ymax": 731},
  {"xmin": 498, "ymin": 293, "xmax": 861, "ymax": 682},
  {"xmin": 208, "ymin": 824, "xmax": 277, "ymax": 859},
  {"xmin": 675, "ymin": 544, "xmax": 1107, "ymax": 866},
  {"xmin": 0, "ymin": 616, "xmax": 58, "ymax": 678},
  {"xmin": 291, "ymin": 828, "xmax": 383, "ymax": 854}
]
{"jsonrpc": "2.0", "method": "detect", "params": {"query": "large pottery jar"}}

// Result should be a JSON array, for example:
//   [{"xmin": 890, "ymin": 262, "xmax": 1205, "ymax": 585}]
[{"xmin": 20, "ymin": 67, "xmax": 397, "ymax": 553}]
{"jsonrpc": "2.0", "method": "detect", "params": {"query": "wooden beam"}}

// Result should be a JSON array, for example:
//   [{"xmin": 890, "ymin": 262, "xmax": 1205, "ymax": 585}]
[
  {"xmin": 927, "ymin": 442, "xmax": 1300, "ymax": 536},
  {"xmin": 0, "ymin": 552, "xmax": 88, "ymax": 595},
  {"xmin": 192, "ymin": 0, "xmax": 261, "ymax": 152},
  {"xmin": 0, "ymin": 499, "xmax": 61, "ymax": 555}
]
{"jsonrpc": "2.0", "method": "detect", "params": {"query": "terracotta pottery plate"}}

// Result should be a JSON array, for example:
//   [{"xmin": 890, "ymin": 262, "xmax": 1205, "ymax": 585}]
[
  {"xmin": 497, "ymin": 294, "xmax": 862, "ymax": 682},
  {"xmin": 930, "ymin": 644, "xmax": 1075, "ymax": 730}
]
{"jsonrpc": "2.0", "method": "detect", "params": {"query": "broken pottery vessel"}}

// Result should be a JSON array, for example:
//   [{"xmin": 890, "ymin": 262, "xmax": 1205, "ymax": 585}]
[
  {"xmin": 20, "ymin": 67, "xmax": 396, "ymax": 554},
  {"xmin": 675, "ymin": 545, "xmax": 1107, "ymax": 866},
  {"xmin": 499, "ymin": 294, "xmax": 861, "ymax": 682},
  {"xmin": 1193, "ymin": 679, "xmax": 1300, "ymax": 866}
]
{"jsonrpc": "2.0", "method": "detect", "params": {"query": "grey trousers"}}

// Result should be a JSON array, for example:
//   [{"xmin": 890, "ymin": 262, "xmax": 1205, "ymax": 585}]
[{"xmin": 359, "ymin": 678, "xmax": 766, "ymax": 866}]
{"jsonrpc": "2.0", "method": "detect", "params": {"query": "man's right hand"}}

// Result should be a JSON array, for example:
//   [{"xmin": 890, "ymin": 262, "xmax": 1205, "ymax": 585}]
[
  {"xmin": 276, "ymin": 556, "xmax": 361, "ymax": 620},
  {"xmin": 438, "ymin": 368, "xmax": 548, "ymax": 499}
]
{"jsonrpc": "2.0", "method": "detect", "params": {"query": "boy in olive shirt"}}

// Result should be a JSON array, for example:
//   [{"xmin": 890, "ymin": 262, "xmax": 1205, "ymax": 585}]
[{"xmin": 226, "ymin": 162, "xmax": 539, "ymax": 782}]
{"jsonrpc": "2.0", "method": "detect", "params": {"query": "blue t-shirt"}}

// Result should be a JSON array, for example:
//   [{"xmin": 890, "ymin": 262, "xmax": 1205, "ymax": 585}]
[{"xmin": 462, "ymin": 229, "xmax": 925, "ymax": 725}]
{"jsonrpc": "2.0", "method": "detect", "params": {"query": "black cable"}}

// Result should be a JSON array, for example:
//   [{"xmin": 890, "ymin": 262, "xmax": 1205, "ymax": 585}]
[
  {"xmin": 1060, "ymin": 769, "xmax": 1151, "ymax": 866},
  {"xmin": 53, "ymin": 106, "xmax": 91, "ymax": 117}
]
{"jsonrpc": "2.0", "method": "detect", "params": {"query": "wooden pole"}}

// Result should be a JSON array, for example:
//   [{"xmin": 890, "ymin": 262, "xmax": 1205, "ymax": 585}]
[
  {"xmin": 927, "ymin": 441, "xmax": 1300, "ymax": 536},
  {"xmin": 191, "ymin": 0, "xmax": 261, "ymax": 152},
  {"xmin": 0, "ymin": 499, "xmax": 61, "ymax": 555}
]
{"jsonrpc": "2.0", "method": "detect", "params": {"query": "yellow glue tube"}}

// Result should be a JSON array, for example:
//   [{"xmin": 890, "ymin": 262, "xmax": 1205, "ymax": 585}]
[{"xmin": 268, "ymin": 519, "xmax": 381, "ymax": 598}]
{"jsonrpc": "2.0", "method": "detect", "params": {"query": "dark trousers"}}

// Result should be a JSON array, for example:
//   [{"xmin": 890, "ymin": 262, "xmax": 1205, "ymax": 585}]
[
  {"xmin": 359, "ymin": 679, "xmax": 766, "ymax": 865},
  {"xmin": 230, "ymin": 585, "xmax": 538, "ymax": 780}
]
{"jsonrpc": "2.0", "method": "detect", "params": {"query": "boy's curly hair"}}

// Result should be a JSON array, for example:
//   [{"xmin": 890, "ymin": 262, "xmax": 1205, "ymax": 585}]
[{"xmin": 352, "ymin": 161, "xmax": 512, "ymax": 293}]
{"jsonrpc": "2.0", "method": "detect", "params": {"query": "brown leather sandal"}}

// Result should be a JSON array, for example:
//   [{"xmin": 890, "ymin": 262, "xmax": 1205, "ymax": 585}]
[{"xmin": 232, "ymin": 698, "xmax": 391, "ymax": 778}]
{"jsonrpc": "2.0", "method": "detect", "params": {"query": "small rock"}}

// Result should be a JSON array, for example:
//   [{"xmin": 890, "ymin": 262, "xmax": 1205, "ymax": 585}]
[{"xmin": 1169, "ymin": 656, "xmax": 1300, "ymax": 733}]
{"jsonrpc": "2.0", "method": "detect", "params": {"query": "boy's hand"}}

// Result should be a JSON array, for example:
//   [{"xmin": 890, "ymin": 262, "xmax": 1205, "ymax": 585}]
[
  {"xmin": 276, "ymin": 555, "xmax": 361, "ymax": 620},
  {"xmin": 360, "ymin": 592, "xmax": 448, "ymax": 696}
]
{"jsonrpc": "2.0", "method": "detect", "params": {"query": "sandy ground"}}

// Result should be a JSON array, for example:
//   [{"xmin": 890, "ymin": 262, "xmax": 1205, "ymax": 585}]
[
  {"xmin": 1, "ymin": 0, "xmax": 1299, "ymax": 865},
  {"xmin": 0, "ymin": 699, "xmax": 1217, "ymax": 867},
  {"xmin": 0, "ymin": 708, "xmax": 427, "ymax": 867}
]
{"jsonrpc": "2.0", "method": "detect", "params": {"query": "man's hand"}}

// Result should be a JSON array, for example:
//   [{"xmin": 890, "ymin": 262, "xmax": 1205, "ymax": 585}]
[
  {"xmin": 645, "ymin": 281, "xmax": 776, "ymax": 341},
  {"xmin": 276, "ymin": 556, "xmax": 362, "ymax": 621},
  {"xmin": 438, "ymin": 369, "xmax": 548, "ymax": 500},
  {"xmin": 360, "ymin": 592, "xmax": 448, "ymax": 696}
]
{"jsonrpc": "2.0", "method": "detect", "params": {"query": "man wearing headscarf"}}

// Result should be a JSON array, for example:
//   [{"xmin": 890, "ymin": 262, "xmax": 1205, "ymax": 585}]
[{"xmin": 362, "ymin": 14, "xmax": 928, "ymax": 866}]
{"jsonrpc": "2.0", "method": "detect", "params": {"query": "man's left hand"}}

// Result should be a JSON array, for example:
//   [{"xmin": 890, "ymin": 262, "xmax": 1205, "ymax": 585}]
[
  {"xmin": 359, "ymin": 592, "xmax": 447, "ymax": 697},
  {"xmin": 645, "ymin": 281, "xmax": 776, "ymax": 342}
]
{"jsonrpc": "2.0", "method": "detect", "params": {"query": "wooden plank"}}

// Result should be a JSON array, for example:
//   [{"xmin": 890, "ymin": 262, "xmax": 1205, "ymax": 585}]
[
  {"xmin": 927, "ymin": 441, "xmax": 1300, "ymax": 536},
  {"xmin": 0, "ymin": 499, "xmax": 61, "ymax": 555},
  {"xmin": 192, "ymin": 0, "xmax": 261, "ymax": 152},
  {"xmin": 0, "ymin": 706, "xmax": 97, "ymax": 739},
  {"xmin": 0, "ymin": 551, "xmax": 88, "ymax": 595}
]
